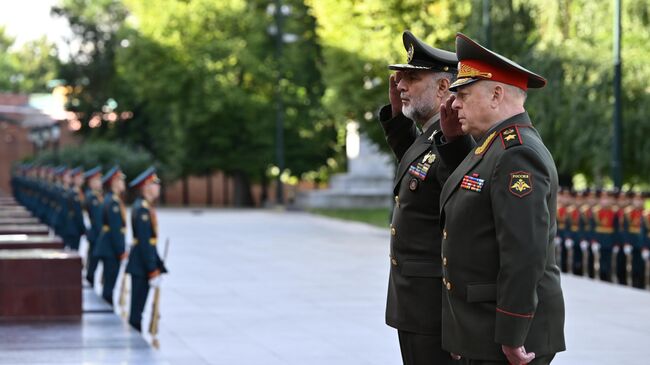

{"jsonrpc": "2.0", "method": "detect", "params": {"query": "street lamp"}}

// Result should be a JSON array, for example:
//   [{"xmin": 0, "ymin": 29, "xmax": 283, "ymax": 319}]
[{"xmin": 267, "ymin": 0, "xmax": 297, "ymax": 206}]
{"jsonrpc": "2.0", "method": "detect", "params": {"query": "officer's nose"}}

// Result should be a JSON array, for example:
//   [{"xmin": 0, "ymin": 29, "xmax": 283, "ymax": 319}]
[{"xmin": 451, "ymin": 96, "xmax": 461, "ymax": 110}]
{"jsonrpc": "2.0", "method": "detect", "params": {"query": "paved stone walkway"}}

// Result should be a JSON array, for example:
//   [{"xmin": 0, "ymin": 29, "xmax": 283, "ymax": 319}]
[{"xmin": 2, "ymin": 208, "xmax": 649, "ymax": 364}]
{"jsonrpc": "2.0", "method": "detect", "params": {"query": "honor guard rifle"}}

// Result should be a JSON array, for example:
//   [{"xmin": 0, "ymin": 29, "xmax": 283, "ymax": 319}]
[{"xmin": 149, "ymin": 238, "xmax": 169, "ymax": 349}]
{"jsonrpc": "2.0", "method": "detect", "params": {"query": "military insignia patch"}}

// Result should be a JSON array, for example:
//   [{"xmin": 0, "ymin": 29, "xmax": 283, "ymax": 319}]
[
  {"xmin": 407, "ymin": 44, "xmax": 415, "ymax": 63},
  {"xmin": 500, "ymin": 126, "xmax": 523, "ymax": 149},
  {"xmin": 509, "ymin": 171, "xmax": 533, "ymax": 197},
  {"xmin": 409, "ymin": 178, "xmax": 419, "ymax": 191}
]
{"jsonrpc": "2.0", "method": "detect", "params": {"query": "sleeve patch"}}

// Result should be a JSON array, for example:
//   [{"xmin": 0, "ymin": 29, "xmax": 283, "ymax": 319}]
[{"xmin": 509, "ymin": 171, "xmax": 533, "ymax": 198}]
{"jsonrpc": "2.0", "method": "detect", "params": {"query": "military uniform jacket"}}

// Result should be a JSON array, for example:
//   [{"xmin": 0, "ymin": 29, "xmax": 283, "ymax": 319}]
[
  {"xmin": 85, "ymin": 189, "xmax": 103, "ymax": 244},
  {"xmin": 439, "ymin": 112, "xmax": 565, "ymax": 360},
  {"xmin": 93, "ymin": 192, "xmax": 126, "ymax": 259},
  {"xmin": 61, "ymin": 187, "xmax": 86, "ymax": 238},
  {"xmin": 379, "ymin": 105, "xmax": 474, "ymax": 334},
  {"xmin": 126, "ymin": 198, "xmax": 167, "ymax": 277}
]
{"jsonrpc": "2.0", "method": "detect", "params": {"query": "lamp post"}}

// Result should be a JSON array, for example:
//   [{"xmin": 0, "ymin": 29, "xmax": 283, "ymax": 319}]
[
  {"xmin": 612, "ymin": 0, "xmax": 623, "ymax": 188},
  {"xmin": 267, "ymin": 0, "xmax": 297, "ymax": 205}
]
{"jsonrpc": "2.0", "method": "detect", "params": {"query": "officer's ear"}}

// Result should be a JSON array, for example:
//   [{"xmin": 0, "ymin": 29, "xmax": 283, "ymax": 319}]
[
  {"xmin": 436, "ymin": 77, "xmax": 450, "ymax": 98},
  {"xmin": 490, "ymin": 83, "xmax": 505, "ymax": 108}
]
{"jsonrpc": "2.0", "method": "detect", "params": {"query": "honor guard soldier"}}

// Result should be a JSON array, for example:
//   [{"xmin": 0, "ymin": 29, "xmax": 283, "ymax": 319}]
[
  {"xmin": 439, "ymin": 33, "xmax": 565, "ymax": 364},
  {"xmin": 556, "ymin": 188, "xmax": 570, "ymax": 272},
  {"xmin": 580, "ymin": 189, "xmax": 596, "ymax": 278},
  {"xmin": 565, "ymin": 190, "xmax": 582, "ymax": 275},
  {"xmin": 379, "ymin": 30, "xmax": 474, "ymax": 365},
  {"xmin": 49, "ymin": 166, "xmax": 68, "ymax": 235},
  {"xmin": 61, "ymin": 167, "xmax": 87, "ymax": 250},
  {"xmin": 639, "ymin": 192, "xmax": 650, "ymax": 289},
  {"xmin": 84, "ymin": 166, "xmax": 103, "ymax": 287},
  {"xmin": 93, "ymin": 166, "xmax": 128, "ymax": 305},
  {"xmin": 622, "ymin": 191, "xmax": 645, "ymax": 288},
  {"xmin": 592, "ymin": 190, "xmax": 618, "ymax": 281},
  {"xmin": 126, "ymin": 167, "xmax": 167, "ymax": 332}
]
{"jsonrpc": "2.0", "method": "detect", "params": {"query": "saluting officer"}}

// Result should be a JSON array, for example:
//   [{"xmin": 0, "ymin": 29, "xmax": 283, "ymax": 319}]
[
  {"xmin": 126, "ymin": 167, "xmax": 167, "ymax": 332},
  {"xmin": 378, "ymin": 30, "xmax": 474, "ymax": 365},
  {"xmin": 84, "ymin": 166, "xmax": 104, "ymax": 287},
  {"xmin": 439, "ymin": 33, "xmax": 565, "ymax": 364},
  {"xmin": 94, "ymin": 166, "xmax": 128, "ymax": 305}
]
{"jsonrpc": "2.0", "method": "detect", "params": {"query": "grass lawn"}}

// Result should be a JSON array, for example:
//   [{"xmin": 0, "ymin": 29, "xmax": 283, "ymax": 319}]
[{"xmin": 309, "ymin": 208, "xmax": 391, "ymax": 228}]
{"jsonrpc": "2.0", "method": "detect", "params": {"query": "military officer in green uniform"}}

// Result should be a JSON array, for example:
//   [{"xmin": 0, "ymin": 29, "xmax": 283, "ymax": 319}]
[
  {"xmin": 94, "ymin": 166, "xmax": 128, "ymax": 305},
  {"xmin": 84, "ymin": 166, "xmax": 103, "ymax": 287},
  {"xmin": 379, "ymin": 30, "xmax": 475, "ymax": 365},
  {"xmin": 439, "ymin": 33, "xmax": 565, "ymax": 364},
  {"xmin": 126, "ymin": 167, "xmax": 167, "ymax": 332}
]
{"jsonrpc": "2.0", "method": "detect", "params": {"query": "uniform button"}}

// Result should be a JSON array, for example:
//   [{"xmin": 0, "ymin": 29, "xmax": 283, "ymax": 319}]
[
  {"xmin": 443, "ymin": 230, "xmax": 448, "ymax": 239},
  {"xmin": 394, "ymin": 195, "xmax": 400, "ymax": 207},
  {"xmin": 391, "ymin": 258, "xmax": 398, "ymax": 266},
  {"xmin": 442, "ymin": 277, "xmax": 447, "ymax": 285},
  {"xmin": 443, "ymin": 257, "xmax": 448, "ymax": 266},
  {"xmin": 390, "ymin": 225, "xmax": 396, "ymax": 236},
  {"xmin": 446, "ymin": 282, "xmax": 452, "ymax": 290}
]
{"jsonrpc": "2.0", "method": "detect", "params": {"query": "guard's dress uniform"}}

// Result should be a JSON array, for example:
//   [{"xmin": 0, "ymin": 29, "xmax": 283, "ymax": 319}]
[
  {"xmin": 84, "ymin": 187, "xmax": 103, "ymax": 285},
  {"xmin": 61, "ymin": 183, "xmax": 86, "ymax": 251},
  {"xmin": 380, "ymin": 30, "xmax": 474, "ymax": 365},
  {"xmin": 592, "ymin": 203, "xmax": 618, "ymax": 281},
  {"xmin": 622, "ymin": 204, "xmax": 644, "ymax": 287},
  {"xmin": 556, "ymin": 195, "xmax": 568, "ymax": 272},
  {"xmin": 439, "ymin": 33, "xmax": 565, "ymax": 364},
  {"xmin": 126, "ymin": 197, "xmax": 167, "ymax": 331},
  {"xmin": 94, "ymin": 190, "xmax": 127, "ymax": 305}
]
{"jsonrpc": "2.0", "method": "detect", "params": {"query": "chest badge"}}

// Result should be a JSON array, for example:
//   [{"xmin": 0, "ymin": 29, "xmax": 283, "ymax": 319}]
[{"xmin": 409, "ymin": 178, "xmax": 419, "ymax": 191}]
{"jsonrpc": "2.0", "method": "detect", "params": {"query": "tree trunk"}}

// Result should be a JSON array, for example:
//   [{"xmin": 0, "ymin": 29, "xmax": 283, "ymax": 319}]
[
  {"xmin": 206, "ymin": 173, "xmax": 213, "ymax": 206},
  {"xmin": 260, "ymin": 171, "xmax": 269, "ymax": 206},
  {"xmin": 223, "ymin": 173, "xmax": 229, "ymax": 207},
  {"xmin": 232, "ymin": 170, "xmax": 254, "ymax": 207},
  {"xmin": 182, "ymin": 176, "xmax": 189, "ymax": 206}
]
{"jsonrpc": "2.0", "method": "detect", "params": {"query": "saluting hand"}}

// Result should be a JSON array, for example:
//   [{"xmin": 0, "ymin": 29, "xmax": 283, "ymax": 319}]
[
  {"xmin": 440, "ymin": 94, "xmax": 463, "ymax": 141},
  {"xmin": 389, "ymin": 72, "xmax": 403, "ymax": 118},
  {"xmin": 502, "ymin": 345, "xmax": 535, "ymax": 365}
]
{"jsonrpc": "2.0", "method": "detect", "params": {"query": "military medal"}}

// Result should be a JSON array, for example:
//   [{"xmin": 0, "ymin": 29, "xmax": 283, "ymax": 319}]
[
  {"xmin": 409, "ymin": 178, "xmax": 419, "ymax": 191},
  {"xmin": 408, "ymin": 151, "xmax": 436, "ymax": 181},
  {"xmin": 460, "ymin": 174, "xmax": 485, "ymax": 192}
]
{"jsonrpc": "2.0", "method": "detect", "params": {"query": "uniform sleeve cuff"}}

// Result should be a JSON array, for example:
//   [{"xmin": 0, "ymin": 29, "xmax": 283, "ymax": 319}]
[{"xmin": 494, "ymin": 308, "xmax": 534, "ymax": 347}]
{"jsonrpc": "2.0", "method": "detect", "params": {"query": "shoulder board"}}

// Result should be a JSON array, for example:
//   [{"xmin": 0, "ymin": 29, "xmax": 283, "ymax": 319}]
[{"xmin": 500, "ymin": 126, "xmax": 524, "ymax": 149}]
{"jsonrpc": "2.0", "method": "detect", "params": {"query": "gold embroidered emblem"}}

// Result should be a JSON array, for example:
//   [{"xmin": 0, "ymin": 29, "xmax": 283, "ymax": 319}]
[
  {"xmin": 504, "ymin": 134, "xmax": 516, "ymax": 141},
  {"xmin": 511, "ymin": 179, "xmax": 531, "ymax": 192},
  {"xmin": 474, "ymin": 131, "xmax": 497, "ymax": 155},
  {"xmin": 407, "ymin": 44, "xmax": 414, "ymax": 63},
  {"xmin": 458, "ymin": 63, "xmax": 493, "ymax": 79}
]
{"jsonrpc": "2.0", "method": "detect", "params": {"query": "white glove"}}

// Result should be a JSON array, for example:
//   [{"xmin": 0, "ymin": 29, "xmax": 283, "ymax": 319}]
[
  {"xmin": 565, "ymin": 238, "xmax": 574, "ymax": 249},
  {"xmin": 642, "ymin": 249, "xmax": 650, "ymax": 260},
  {"xmin": 149, "ymin": 275, "xmax": 162, "ymax": 288},
  {"xmin": 623, "ymin": 244, "xmax": 633, "ymax": 255},
  {"xmin": 590, "ymin": 242, "xmax": 601, "ymax": 253},
  {"xmin": 580, "ymin": 240, "xmax": 589, "ymax": 250}
]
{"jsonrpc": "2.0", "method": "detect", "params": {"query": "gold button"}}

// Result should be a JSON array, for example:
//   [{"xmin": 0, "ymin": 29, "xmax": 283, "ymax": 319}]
[
  {"xmin": 442, "ymin": 277, "xmax": 447, "ymax": 285},
  {"xmin": 446, "ymin": 282, "xmax": 452, "ymax": 290},
  {"xmin": 443, "ymin": 230, "xmax": 448, "ymax": 239},
  {"xmin": 443, "ymin": 257, "xmax": 448, "ymax": 266},
  {"xmin": 394, "ymin": 195, "xmax": 400, "ymax": 207},
  {"xmin": 391, "ymin": 258, "xmax": 397, "ymax": 266},
  {"xmin": 390, "ymin": 225, "xmax": 396, "ymax": 236}
]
